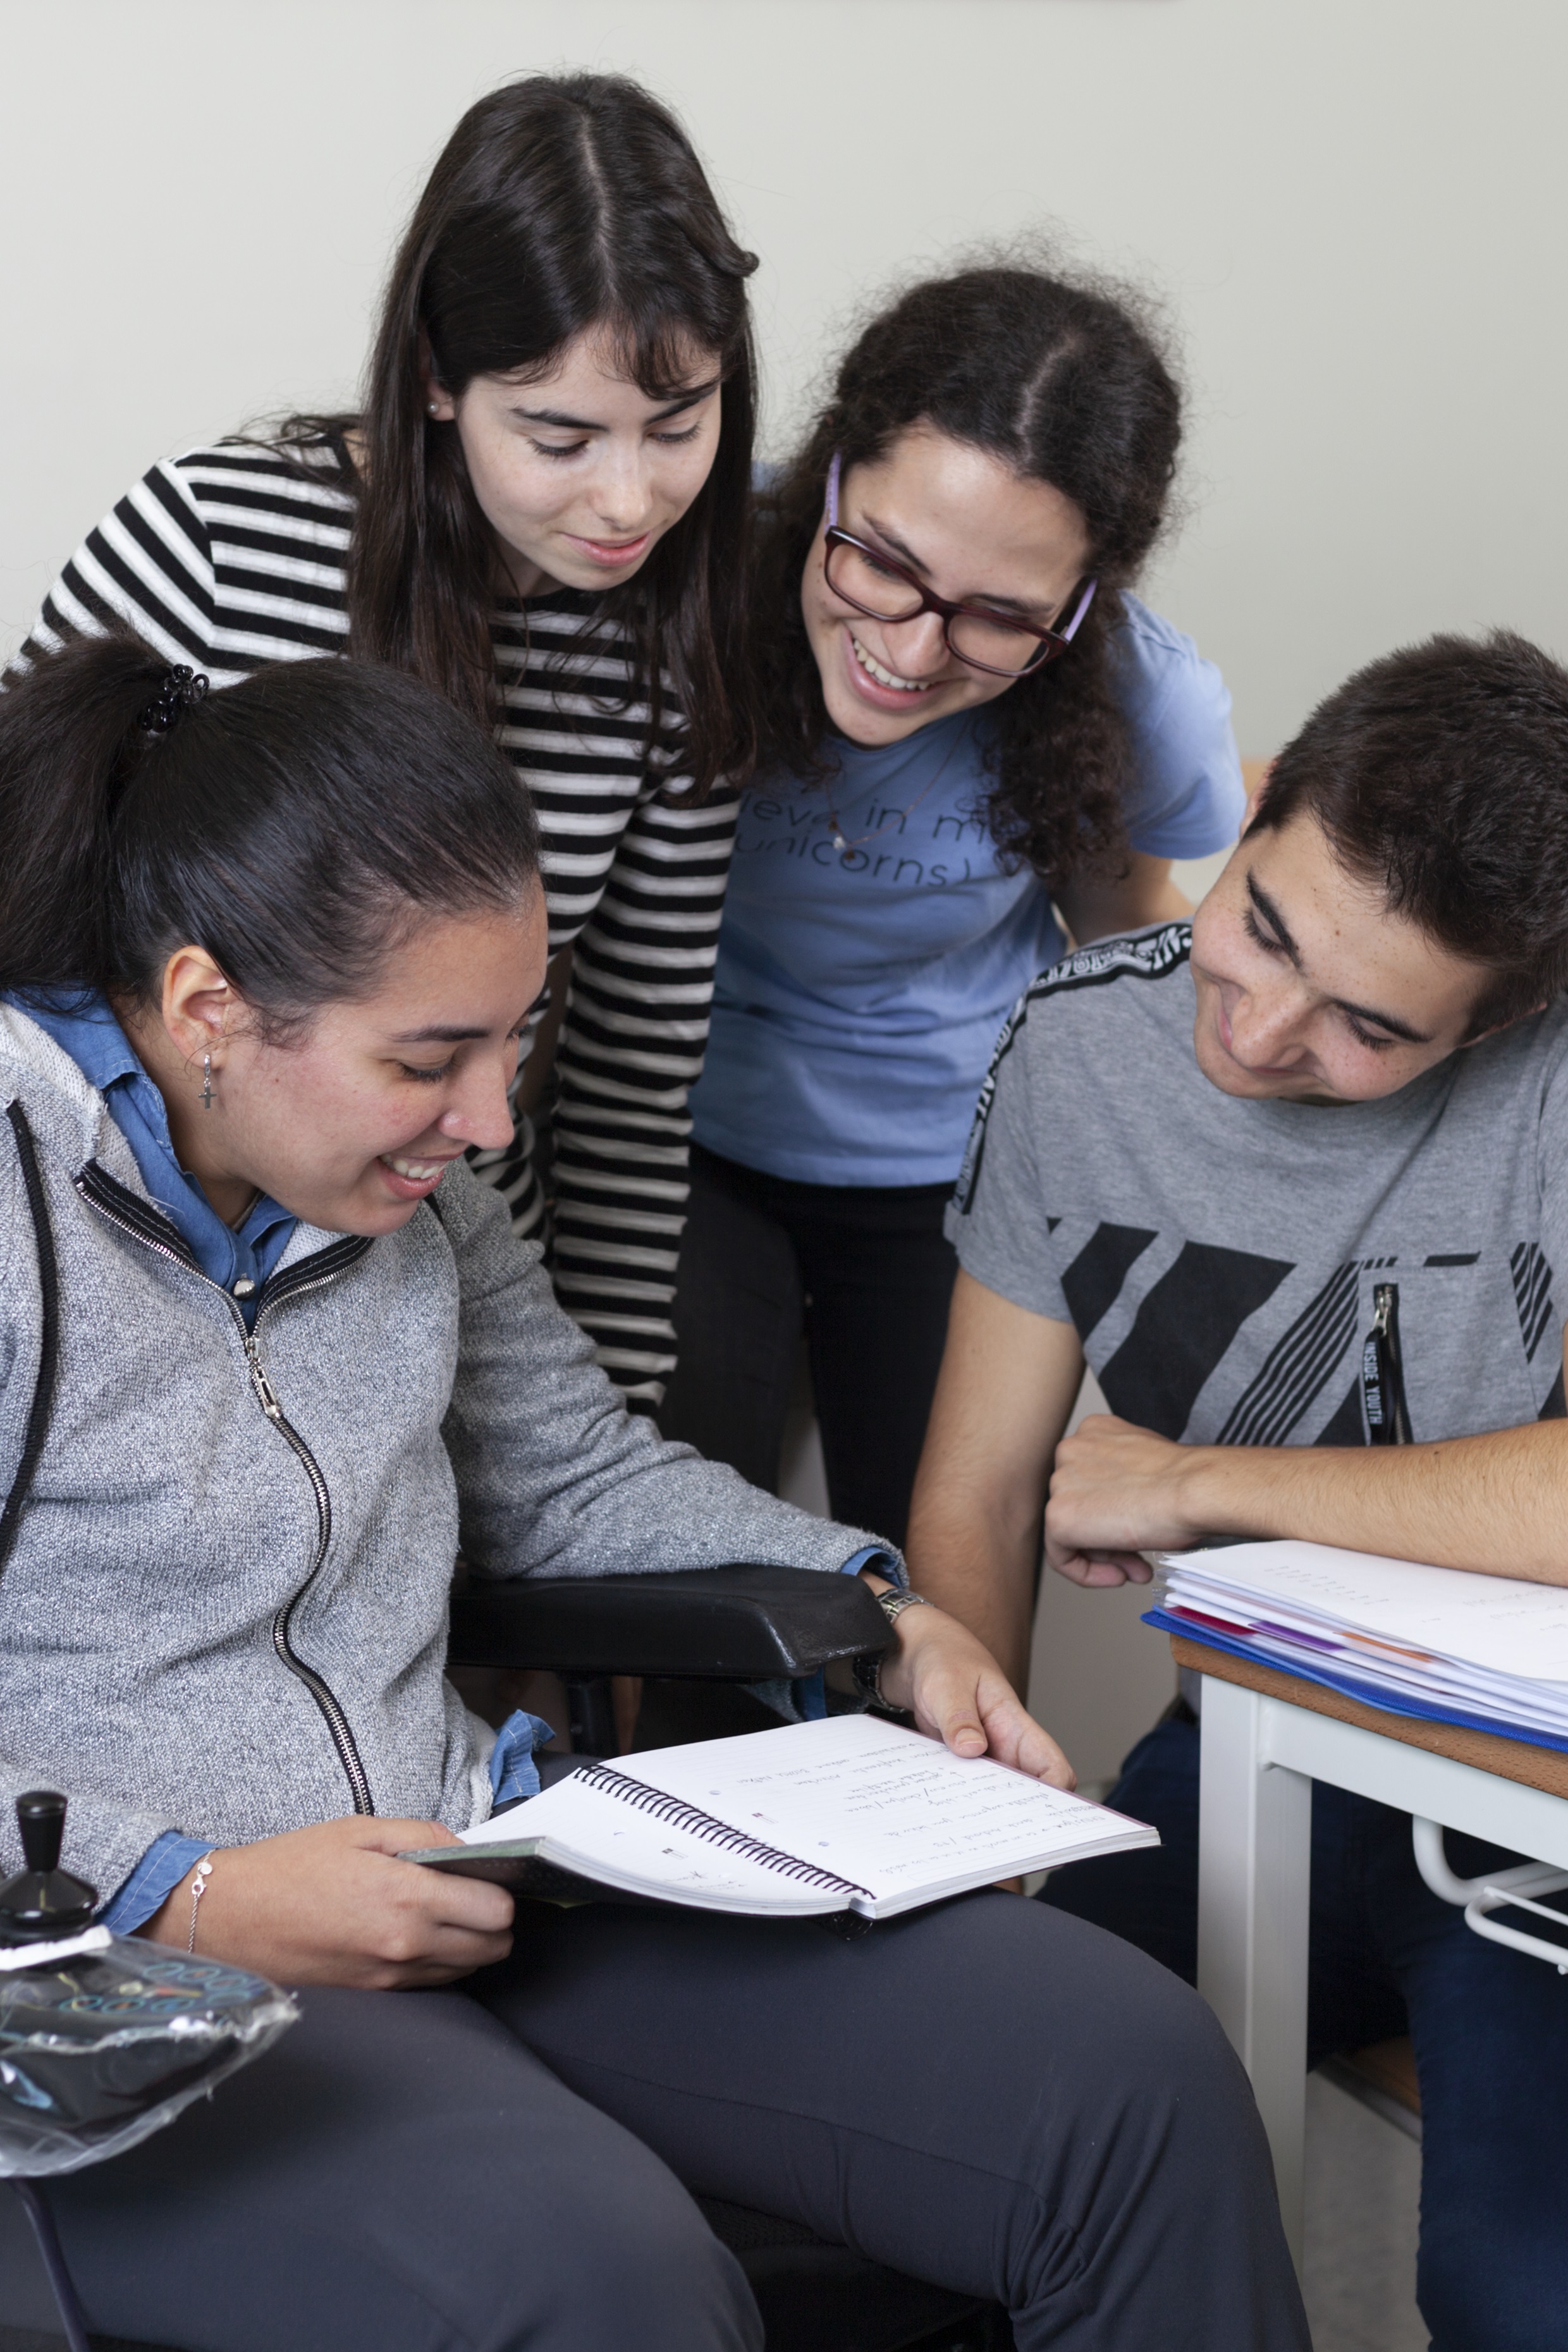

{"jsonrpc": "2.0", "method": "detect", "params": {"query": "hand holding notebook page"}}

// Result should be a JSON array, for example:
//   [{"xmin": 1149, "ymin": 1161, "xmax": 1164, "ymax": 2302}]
[{"xmin": 402, "ymin": 1715, "xmax": 1158, "ymax": 1920}]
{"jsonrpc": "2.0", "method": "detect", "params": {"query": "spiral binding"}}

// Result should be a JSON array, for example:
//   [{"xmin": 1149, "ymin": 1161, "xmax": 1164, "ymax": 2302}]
[{"xmin": 577, "ymin": 1762, "xmax": 871, "ymax": 1904}]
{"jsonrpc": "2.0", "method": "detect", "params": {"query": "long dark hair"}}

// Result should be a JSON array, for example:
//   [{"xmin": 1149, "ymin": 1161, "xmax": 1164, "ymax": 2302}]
[
  {"xmin": 752, "ymin": 260, "xmax": 1183, "ymax": 883},
  {"xmin": 0, "ymin": 637, "xmax": 541, "ymax": 1031},
  {"xmin": 276, "ymin": 73, "xmax": 759, "ymax": 795}
]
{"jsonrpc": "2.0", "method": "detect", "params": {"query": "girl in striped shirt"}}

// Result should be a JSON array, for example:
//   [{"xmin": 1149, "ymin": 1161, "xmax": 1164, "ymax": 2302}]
[{"xmin": 9, "ymin": 71, "xmax": 758, "ymax": 1408}]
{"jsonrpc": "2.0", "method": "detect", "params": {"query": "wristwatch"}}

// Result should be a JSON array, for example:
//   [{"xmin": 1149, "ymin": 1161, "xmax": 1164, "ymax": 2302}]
[{"xmin": 852, "ymin": 1588, "xmax": 932, "ymax": 1712}]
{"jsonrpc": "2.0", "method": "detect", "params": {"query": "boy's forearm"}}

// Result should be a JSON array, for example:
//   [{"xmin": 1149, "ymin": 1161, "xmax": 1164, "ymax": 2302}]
[
  {"xmin": 1047, "ymin": 1410, "xmax": 1568, "ymax": 1588},
  {"xmin": 1180, "ymin": 1421, "xmax": 1568, "ymax": 1584}
]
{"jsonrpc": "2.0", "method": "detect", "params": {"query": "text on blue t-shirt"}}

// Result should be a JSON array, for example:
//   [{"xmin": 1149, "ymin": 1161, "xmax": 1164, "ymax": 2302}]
[{"xmin": 690, "ymin": 594, "xmax": 1244, "ymax": 1186}]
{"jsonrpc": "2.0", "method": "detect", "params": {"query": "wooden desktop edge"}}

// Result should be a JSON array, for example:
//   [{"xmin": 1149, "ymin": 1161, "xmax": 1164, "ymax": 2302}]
[{"xmin": 1169, "ymin": 1634, "xmax": 1568, "ymax": 1802}]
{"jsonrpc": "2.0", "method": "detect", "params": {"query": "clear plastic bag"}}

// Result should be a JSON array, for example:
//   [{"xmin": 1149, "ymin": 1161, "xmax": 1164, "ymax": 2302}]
[{"xmin": 0, "ymin": 1934, "xmax": 297, "ymax": 2176}]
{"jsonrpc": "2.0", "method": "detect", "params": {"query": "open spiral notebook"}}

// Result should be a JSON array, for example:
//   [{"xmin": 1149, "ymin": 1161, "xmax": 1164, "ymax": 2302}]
[{"xmin": 402, "ymin": 1715, "xmax": 1158, "ymax": 1922}]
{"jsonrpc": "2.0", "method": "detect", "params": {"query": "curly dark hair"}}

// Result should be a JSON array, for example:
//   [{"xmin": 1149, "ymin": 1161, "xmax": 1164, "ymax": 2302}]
[{"xmin": 750, "ymin": 259, "xmax": 1183, "ymax": 883}]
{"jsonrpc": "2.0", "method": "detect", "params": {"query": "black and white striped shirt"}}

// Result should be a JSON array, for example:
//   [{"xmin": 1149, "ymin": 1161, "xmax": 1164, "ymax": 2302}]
[{"xmin": 10, "ymin": 441, "xmax": 737, "ymax": 1405}]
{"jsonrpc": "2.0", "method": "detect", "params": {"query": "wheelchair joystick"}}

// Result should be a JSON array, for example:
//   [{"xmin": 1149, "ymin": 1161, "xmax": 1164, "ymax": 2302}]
[{"xmin": 0, "ymin": 1791, "xmax": 99, "ymax": 1945}]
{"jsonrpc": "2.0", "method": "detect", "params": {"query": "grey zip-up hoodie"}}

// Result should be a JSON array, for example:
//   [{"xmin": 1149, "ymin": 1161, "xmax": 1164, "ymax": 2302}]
[{"xmin": 0, "ymin": 1007, "xmax": 882, "ymax": 1901}]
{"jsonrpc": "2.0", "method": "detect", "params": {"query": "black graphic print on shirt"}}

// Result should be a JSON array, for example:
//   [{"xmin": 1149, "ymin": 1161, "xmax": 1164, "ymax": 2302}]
[
  {"xmin": 1061, "ymin": 1224, "xmax": 1158, "ymax": 1340},
  {"xmin": 1511, "ymin": 1242, "xmax": 1555, "ymax": 1363},
  {"xmin": 1094, "ymin": 1241, "xmax": 1294, "ymax": 1440},
  {"xmin": 1053, "ymin": 1237, "xmax": 1562, "ymax": 1447},
  {"xmin": 1218, "ymin": 1263, "xmax": 1361, "ymax": 1447}
]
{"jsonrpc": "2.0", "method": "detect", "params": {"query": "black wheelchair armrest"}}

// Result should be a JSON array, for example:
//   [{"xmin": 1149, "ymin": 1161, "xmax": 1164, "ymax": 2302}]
[{"xmin": 448, "ymin": 1562, "xmax": 891, "ymax": 1682}]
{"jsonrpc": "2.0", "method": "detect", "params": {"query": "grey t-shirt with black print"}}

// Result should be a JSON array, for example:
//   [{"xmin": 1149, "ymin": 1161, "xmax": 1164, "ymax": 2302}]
[{"xmin": 946, "ymin": 922, "xmax": 1568, "ymax": 1445}]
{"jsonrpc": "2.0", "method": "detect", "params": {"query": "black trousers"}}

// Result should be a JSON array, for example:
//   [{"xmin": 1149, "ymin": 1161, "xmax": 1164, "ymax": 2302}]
[
  {"xmin": 2, "ymin": 1894, "xmax": 1307, "ymax": 2352},
  {"xmin": 661, "ymin": 1144, "xmax": 959, "ymax": 1547}
]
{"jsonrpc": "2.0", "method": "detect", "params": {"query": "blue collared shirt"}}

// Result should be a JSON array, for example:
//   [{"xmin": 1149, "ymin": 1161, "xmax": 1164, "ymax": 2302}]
[{"xmin": 12, "ymin": 991, "xmax": 296, "ymax": 1327}]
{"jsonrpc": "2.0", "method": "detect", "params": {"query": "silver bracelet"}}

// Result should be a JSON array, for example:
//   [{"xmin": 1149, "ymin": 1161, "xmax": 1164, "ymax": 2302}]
[{"xmin": 186, "ymin": 1856, "xmax": 214, "ymax": 1954}]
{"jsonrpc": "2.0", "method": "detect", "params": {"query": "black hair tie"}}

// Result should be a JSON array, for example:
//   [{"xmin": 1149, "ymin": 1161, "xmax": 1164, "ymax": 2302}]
[{"xmin": 138, "ymin": 664, "xmax": 209, "ymax": 736}]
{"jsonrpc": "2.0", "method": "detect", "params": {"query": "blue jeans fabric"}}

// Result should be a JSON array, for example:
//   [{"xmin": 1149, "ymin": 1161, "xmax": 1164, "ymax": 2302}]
[{"xmin": 1041, "ymin": 1714, "xmax": 1568, "ymax": 2352}]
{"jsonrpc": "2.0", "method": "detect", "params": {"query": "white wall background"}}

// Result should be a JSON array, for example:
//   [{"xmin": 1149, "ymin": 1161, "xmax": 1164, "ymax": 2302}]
[
  {"xmin": 4, "ymin": 0, "xmax": 1568, "ymax": 756},
  {"xmin": 5, "ymin": 0, "xmax": 1564, "ymax": 1779}
]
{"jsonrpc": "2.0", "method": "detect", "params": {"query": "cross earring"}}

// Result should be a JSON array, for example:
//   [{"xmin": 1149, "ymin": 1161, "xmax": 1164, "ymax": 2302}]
[{"xmin": 201, "ymin": 1053, "xmax": 214, "ymax": 1110}]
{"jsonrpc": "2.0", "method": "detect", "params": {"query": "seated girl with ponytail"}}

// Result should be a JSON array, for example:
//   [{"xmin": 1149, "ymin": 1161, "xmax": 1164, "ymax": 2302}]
[{"xmin": 0, "ymin": 638, "xmax": 1307, "ymax": 2351}]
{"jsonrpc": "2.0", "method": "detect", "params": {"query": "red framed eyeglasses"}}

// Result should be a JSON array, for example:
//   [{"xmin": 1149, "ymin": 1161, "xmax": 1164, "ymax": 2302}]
[{"xmin": 823, "ymin": 452, "xmax": 1096, "ymax": 678}]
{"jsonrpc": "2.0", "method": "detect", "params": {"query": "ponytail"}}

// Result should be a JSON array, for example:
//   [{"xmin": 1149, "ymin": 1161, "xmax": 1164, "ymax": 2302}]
[
  {"xmin": 0, "ymin": 635, "xmax": 541, "ymax": 1026},
  {"xmin": 0, "ymin": 637, "xmax": 175, "ymax": 1000}
]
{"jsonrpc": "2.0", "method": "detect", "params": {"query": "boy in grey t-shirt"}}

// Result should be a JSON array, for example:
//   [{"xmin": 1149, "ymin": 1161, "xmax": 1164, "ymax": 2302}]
[
  {"xmin": 953, "ymin": 922, "xmax": 1568, "ymax": 1455},
  {"xmin": 909, "ymin": 631, "xmax": 1568, "ymax": 2351}
]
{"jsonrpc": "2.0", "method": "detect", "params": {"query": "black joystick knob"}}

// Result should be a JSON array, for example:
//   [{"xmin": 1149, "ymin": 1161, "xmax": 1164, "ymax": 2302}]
[
  {"xmin": 0, "ymin": 1791, "xmax": 99, "ymax": 1945},
  {"xmin": 18, "ymin": 1790, "xmax": 67, "ymax": 1873}
]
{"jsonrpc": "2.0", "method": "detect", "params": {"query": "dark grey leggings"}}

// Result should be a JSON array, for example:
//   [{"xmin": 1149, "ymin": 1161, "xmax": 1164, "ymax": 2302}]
[{"xmin": 3, "ymin": 1894, "xmax": 1308, "ymax": 2352}]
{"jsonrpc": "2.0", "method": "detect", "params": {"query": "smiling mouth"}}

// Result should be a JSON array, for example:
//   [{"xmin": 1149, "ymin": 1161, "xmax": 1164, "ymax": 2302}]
[
  {"xmin": 379, "ymin": 1154, "xmax": 456, "ymax": 1184},
  {"xmin": 849, "ymin": 634, "xmax": 932, "ymax": 694}
]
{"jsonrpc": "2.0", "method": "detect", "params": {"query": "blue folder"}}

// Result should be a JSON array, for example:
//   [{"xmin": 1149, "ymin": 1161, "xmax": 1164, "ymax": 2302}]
[{"xmin": 1142, "ymin": 1607, "xmax": 1568, "ymax": 1760}]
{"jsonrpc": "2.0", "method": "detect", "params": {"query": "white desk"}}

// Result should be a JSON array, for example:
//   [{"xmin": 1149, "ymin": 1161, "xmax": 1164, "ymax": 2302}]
[{"xmin": 1182, "ymin": 1636, "xmax": 1568, "ymax": 2267}]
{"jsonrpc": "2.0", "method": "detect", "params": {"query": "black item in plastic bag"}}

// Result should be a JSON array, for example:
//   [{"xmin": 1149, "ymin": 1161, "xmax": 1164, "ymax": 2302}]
[{"xmin": 0, "ymin": 1936, "xmax": 297, "ymax": 2177}]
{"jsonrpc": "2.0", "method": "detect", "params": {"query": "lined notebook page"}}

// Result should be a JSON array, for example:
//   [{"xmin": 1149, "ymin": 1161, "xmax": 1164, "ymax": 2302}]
[
  {"xmin": 608, "ymin": 1715, "xmax": 1148, "ymax": 1911},
  {"xmin": 462, "ymin": 1771, "xmax": 853, "ymax": 1912}
]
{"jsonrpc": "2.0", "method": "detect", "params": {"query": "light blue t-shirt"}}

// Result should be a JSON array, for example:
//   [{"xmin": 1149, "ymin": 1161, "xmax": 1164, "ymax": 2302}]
[{"xmin": 691, "ymin": 595, "xmax": 1244, "ymax": 1185}]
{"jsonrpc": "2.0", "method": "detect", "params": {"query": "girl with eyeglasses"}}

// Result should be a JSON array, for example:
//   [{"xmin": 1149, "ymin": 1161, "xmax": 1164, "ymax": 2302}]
[
  {"xmin": 661, "ymin": 262, "xmax": 1242, "ymax": 1552},
  {"xmin": 9, "ymin": 71, "xmax": 757, "ymax": 1412}
]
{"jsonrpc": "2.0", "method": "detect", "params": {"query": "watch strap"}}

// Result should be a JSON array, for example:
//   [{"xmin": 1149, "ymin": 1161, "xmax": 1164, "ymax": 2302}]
[{"xmin": 852, "ymin": 1588, "xmax": 931, "ymax": 1709}]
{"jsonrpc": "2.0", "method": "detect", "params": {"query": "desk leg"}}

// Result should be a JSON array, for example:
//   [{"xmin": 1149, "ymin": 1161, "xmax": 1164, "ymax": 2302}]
[{"xmin": 1196, "ymin": 1675, "xmax": 1313, "ymax": 2268}]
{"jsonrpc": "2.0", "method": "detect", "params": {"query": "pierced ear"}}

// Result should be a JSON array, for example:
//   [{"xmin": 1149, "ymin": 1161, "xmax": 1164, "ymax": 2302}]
[
  {"xmin": 158, "ymin": 946, "xmax": 236, "ymax": 1065},
  {"xmin": 419, "ymin": 340, "xmax": 456, "ymax": 423}
]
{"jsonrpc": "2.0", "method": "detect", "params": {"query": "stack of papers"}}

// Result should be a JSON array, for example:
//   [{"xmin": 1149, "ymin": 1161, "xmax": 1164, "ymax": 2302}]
[{"xmin": 1144, "ymin": 1541, "xmax": 1568, "ymax": 1753}]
